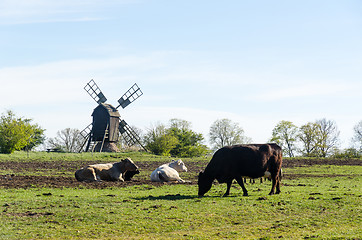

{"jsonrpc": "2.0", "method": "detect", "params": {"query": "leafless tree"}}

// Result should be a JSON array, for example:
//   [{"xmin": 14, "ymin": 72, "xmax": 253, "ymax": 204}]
[
  {"xmin": 47, "ymin": 128, "xmax": 83, "ymax": 152},
  {"xmin": 209, "ymin": 118, "xmax": 252, "ymax": 150},
  {"xmin": 352, "ymin": 120, "xmax": 362, "ymax": 151},
  {"xmin": 298, "ymin": 122, "xmax": 319, "ymax": 157},
  {"xmin": 314, "ymin": 118, "xmax": 340, "ymax": 157}
]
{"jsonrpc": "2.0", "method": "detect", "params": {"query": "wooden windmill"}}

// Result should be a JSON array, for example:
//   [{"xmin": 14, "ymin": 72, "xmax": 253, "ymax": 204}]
[{"xmin": 79, "ymin": 79, "xmax": 145, "ymax": 152}]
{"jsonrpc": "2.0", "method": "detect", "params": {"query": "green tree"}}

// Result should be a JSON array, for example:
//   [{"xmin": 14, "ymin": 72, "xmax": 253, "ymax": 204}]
[
  {"xmin": 270, "ymin": 120, "xmax": 298, "ymax": 157},
  {"xmin": 169, "ymin": 119, "xmax": 208, "ymax": 157},
  {"xmin": 209, "ymin": 118, "xmax": 252, "ymax": 150},
  {"xmin": 0, "ymin": 110, "xmax": 45, "ymax": 154},
  {"xmin": 144, "ymin": 119, "xmax": 208, "ymax": 157},
  {"xmin": 314, "ymin": 118, "xmax": 340, "ymax": 157},
  {"xmin": 298, "ymin": 122, "xmax": 319, "ymax": 157},
  {"xmin": 22, "ymin": 119, "xmax": 46, "ymax": 151},
  {"xmin": 143, "ymin": 123, "xmax": 179, "ymax": 156}
]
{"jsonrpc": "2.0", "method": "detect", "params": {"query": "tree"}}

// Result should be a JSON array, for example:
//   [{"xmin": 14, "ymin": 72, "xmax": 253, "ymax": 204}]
[
  {"xmin": 169, "ymin": 119, "xmax": 208, "ymax": 157},
  {"xmin": 143, "ymin": 119, "xmax": 208, "ymax": 157},
  {"xmin": 22, "ymin": 119, "xmax": 46, "ymax": 151},
  {"xmin": 209, "ymin": 118, "xmax": 252, "ymax": 150},
  {"xmin": 270, "ymin": 120, "xmax": 298, "ymax": 157},
  {"xmin": 143, "ymin": 123, "xmax": 179, "ymax": 156},
  {"xmin": 0, "ymin": 110, "xmax": 45, "ymax": 154},
  {"xmin": 352, "ymin": 120, "xmax": 362, "ymax": 151},
  {"xmin": 314, "ymin": 118, "xmax": 340, "ymax": 157},
  {"xmin": 298, "ymin": 122, "xmax": 319, "ymax": 157},
  {"xmin": 47, "ymin": 128, "xmax": 84, "ymax": 152}
]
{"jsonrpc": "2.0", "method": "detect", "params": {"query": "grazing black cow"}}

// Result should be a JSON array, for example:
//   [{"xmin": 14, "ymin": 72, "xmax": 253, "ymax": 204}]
[{"xmin": 198, "ymin": 144, "xmax": 282, "ymax": 197}]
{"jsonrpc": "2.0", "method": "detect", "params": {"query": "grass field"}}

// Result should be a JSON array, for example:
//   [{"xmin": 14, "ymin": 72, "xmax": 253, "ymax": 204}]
[{"xmin": 0, "ymin": 151, "xmax": 361, "ymax": 239}]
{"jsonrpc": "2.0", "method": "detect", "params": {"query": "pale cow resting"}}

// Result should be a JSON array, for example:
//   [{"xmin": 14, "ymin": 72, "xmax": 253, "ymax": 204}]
[
  {"xmin": 150, "ymin": 159, "xmax": 188, "ymax": 183},
  {"xmin": 75, "ymin": 158, "xmax": 139, "ymax": 182}
]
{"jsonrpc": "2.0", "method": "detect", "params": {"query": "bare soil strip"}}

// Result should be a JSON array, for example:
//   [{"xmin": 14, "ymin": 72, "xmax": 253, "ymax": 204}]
[{"xmin": 0, "ymin": 158, "xmax": 360, "ymax": 189}]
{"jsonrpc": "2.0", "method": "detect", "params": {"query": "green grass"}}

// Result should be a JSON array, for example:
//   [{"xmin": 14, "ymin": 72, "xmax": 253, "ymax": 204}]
[
  {"xmin": 1, "ymin": 179, "xmax": 361, "ymax": 239},
  {"xmin": 0, "ymin": 152, "xmax": 361, "ymax": 239},
  {"xmin": 0, "ymin": 151, "xmax": 158, "ymax": 162}
]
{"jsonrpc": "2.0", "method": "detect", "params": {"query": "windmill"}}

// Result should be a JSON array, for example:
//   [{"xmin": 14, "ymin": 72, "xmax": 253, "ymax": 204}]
[{"xmin": 79, "ymin": 79, "xmax": 146, "ymax": 152}]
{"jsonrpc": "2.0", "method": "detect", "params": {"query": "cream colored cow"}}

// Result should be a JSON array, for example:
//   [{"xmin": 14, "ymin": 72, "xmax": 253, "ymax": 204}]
[
  {"xmin": 75, "ymin": 158, "xmax": 138, "ymax": 182},
  {"xmin": 150, "ymin": 159, "xmax": 188, "ymax": 183}
]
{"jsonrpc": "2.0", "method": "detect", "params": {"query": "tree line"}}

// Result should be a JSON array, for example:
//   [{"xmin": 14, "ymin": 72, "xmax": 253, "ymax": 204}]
[{"xmin": 1, "ymin": 110, "xmax": 361, "ymax": 158}]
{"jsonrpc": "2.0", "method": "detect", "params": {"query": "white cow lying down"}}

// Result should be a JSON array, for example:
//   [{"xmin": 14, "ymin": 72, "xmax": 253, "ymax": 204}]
[
  {"xmin": 150, "ymin": 159, "xmax": 188, "ymax": 183},
  {"xmin": 75, "ymin": 158, "xmax": 138, "ymax": 182}
]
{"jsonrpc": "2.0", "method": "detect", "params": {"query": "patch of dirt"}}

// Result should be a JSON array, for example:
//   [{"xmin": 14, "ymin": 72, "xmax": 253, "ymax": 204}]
[
  {"xmin": 282, "ymin": 158, "xmax": 361, "ymax": 168},
  {"xmin": 0, "ymin": 158, "xmax": 360, "ymax": 189}
]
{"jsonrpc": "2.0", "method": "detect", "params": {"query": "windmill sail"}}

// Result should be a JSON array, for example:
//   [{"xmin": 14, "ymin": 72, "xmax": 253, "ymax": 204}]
[
  {"xmin": 79, "ymin": 123, "xmax": 93, "ymax": 152},
  {"xmin": 119, "ymin": 119, "xmax": 147, "ymax": 151},
  {"xmin": 117, "ymin": 83, "xmax": 143, "ymax": 109},
  {"xmin": 84, "ymin": 79, "xmax": 107, "ymax": 104},
  {"xmin": 82, "ymin": 80, "xmax": 145, "ymax": 152}
]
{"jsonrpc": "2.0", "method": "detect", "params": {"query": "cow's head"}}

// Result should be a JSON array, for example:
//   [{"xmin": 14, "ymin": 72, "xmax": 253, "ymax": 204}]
[
  {"xmin": 170, "ymin": 159, "xmax": 187, "ymax": 172},
  {"xmin": 122, "ymin": 158, "xmax": 139, "ymax": 172},
  {"xmin": 198, "ymin": 171, "xmax": 213, "ymax": 197}
]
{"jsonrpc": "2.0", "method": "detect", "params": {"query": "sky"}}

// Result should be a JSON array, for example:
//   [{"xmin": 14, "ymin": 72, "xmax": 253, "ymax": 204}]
[{"xmin": 1, "ymin": 0, "xmax": 361, "ymax": 149}]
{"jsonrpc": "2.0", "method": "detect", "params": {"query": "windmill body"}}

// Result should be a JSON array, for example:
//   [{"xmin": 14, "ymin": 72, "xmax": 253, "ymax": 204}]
[
  {"xmin": 91, "ymin": 103, "xmax": 120, "ymax": 142},
  {"xmin": 80, "ymin": 79, "xmax": 145, "ymax": 152}
]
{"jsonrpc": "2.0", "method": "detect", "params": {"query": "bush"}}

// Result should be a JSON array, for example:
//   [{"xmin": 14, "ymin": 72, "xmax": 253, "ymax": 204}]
[
  {"xmin": 0, "ymin": 110, "xmax": 45, "ymax": 154},
  {"xmin": 146, "ymin": 134, "xmax": 179, "ymax": 156},
  {"xmin": 144, "ymin": 119, "xmax": 209, "ymax": 157},
  {"xmin": 331, "ymin": 148, "xmax": 361, "ymax": 159}
]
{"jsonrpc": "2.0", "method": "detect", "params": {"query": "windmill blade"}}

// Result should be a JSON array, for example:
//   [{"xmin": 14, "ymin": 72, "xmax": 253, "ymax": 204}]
[
  {"xmin": 84, "ymin": 79, "xmax": 107, "ymax": 104},
  {"xmin": 79, "ymin": 123, "xmax": 92, "ymax": 139},
  {"xmin": 119, "ymin": 119, "xmax": 147, "ymax": 151},
  {"xmin": 78, "ymin": 123, "xmax": 93, "ymax": 152},
  {"xmin": 117, "ymin": 83, "xmax": 143, "ymax": 109}
]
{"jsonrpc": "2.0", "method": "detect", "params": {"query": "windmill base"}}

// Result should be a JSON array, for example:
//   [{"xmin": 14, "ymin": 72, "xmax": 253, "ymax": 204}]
[{"xmin": 93, "ymin": 142, "xmax": 120, "ymax": 152}]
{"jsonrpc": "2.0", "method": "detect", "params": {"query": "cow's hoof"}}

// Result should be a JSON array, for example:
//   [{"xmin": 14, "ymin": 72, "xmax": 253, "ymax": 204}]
[{"xmin": 243, "ymin": 193, "xmax": 248, "ymax": 196}]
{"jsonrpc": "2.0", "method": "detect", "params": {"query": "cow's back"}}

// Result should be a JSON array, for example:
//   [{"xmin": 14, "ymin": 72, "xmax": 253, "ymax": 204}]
[
  {"xmin": 230, "ymin": 146, "xmax": 268, "ymax": 178},
  {"xmin": 204, "ymin": 145, "xmax": 268, "ymax": 181}
]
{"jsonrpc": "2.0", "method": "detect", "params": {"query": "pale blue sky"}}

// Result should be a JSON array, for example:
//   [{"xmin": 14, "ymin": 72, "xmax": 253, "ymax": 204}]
[{"xmin": 1, "ymin": 0, "xmax": 361, "ymax": 148}]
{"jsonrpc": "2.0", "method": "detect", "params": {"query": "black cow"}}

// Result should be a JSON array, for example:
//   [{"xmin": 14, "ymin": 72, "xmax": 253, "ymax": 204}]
[{"xmin": 198, "ymin": 144, "xmax": 282, "ymax": 197}]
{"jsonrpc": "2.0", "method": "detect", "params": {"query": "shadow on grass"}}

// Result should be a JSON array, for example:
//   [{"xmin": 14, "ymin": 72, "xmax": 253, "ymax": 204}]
[
  {"xmin": 132, "ymin": 193, "xmax": 245, "ymax": 201},
  {"xmin": 133, "ymin": 193, "xmax": 200, "ymax": 201}
]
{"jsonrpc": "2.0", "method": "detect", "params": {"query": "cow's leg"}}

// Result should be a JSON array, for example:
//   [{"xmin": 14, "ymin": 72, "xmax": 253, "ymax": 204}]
[
  {"xmin": 86, "ymin": 167, "xmax": 98, "ymax": 182},
  {"xmin": 223, "ymin": 180, "xmax": 233, "ymax": 197},
  {"xmin": 235, "ymin": 176, "xmax": 248, "ymax": 196},
  {"xmin": 116, "ymin": 173, "xmax": 124, "ymax": 182},
  {"xmin": 275, "ymin": 176, "xmax": 281, "ymax": 194},
  {"xmin": 269, "ymin": 176, "xmax": 277, "ymax": 195},
  {"xmin": 177, "ymin": 178, "xmax": 186, "ymax": 183}
]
